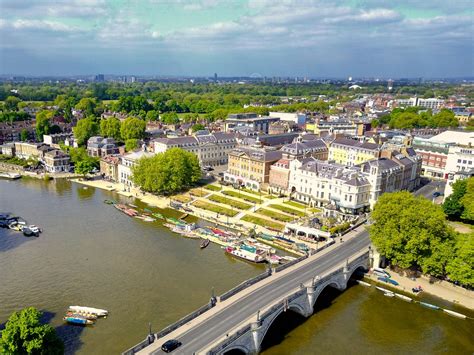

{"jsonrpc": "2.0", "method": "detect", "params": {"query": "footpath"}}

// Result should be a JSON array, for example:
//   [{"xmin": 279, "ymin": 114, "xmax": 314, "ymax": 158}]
[{"xmin": 368, "ymin": 272, "xmax": 473, "ymax": 310}]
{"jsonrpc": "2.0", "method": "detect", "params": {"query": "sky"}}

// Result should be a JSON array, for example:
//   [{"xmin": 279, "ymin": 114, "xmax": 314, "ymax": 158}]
[{"xmin": 0, "ymin": 0, "xmax": 473, "ymax": 77}]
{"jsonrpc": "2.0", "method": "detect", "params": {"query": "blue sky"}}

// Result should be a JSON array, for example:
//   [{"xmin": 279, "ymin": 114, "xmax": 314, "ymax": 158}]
[{"xmin": 0, "ymin": 0, "xmax": 472, "ymax": 77}]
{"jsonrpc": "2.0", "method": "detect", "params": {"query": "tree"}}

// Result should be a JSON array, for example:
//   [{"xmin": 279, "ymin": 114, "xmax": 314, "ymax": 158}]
[
  {"xmin": 125, "ymin": 138, "xmax": 139, "ymax": 152},
  {"xmin": 35, "ymin": 110, "xmax": 52, "ymax": 142},
  {"xmin": 370, "ymin": 191, "xmax": 455, "ymax": 276},
  {"xmin": 5, "ymin": 96, "xmax": 21, "ymax": 111},
  {"xmin": 120, "ymin": 116, "xmax": 146, "ymax": 140},
  {"xmin": 371, "ymin": 119, "xmax": 379, "ymax": 129},
  {"xmin": 445, "ymin": 233, "xmax": 474, "ymax": 287},
  {"xmin": 192, "ymin": 123, "xmax": 205, "ymax": 132},
  {"xmin": 0, "ymin": 307, "xmax": 64, "ymax": 354},
  {"xmin": 430, "ymin": 109, "xmax": 458, "ymax": 128},
  {"xmin": 75, "ymin": 98, "xmax": 97, "ymax": 116},
  {"xmin": 100, "ymin": 117, "xmax": 122, "ymax": 141},
  {"xmin": 461, "ymin": 177, "xmax": 474, "ymax": 221},
  {"xmin": 20, "ymin": 129, "xmax": 29, "ymax": 142},
  {"xmin": 132, "ymin": 148, "xmax": 201, "ymax": 194},
  {"xmin": 161, "ymin": 112, "xmax": 179, "ymax": 125},
  {"xmin": 73, "ymin": 116, "xmax": 99, "ymax": 146},
  {"xmin": 443, "ymin": 179, "xmax": 468, "ymax": 220},
  {"xmin": 75, "ymin": 158, "xmax": 98, "ymax": 176}
]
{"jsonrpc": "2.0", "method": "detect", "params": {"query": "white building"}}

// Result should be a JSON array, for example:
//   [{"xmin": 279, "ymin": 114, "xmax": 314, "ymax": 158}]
[
  {"xmin": 393, "ymin": 97, "xmax": 444, "ymax": 109},
  {"xmin": 444, "ymin": 145, "xmax": 474, "ymax": 197},
  {"xmin": 118, "ymin": 151, "xmax": 154, "ymax": 188},
  {"xmin": 153, "ymin": 132, "xmax": 236, "ymax": 167},
  {"xmin": 269, "ymin": 112, "xmax": 306, "ymax": 125}
]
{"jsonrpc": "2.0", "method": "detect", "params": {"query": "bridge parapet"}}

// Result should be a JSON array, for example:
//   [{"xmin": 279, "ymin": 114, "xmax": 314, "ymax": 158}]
[{"xmin": 206, "ymin": 251, "xmax": 370, "ymax": 355}]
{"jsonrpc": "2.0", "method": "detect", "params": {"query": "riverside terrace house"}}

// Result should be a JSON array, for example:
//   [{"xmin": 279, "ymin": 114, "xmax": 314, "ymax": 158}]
[
  {"xmin": 100, "ymin": 155, "xmax": 120, "ymax": 182},
  {"xmin": 87, "ymin": 136, "xmax": 119, "ymax": 158},
  {"xmin": 118, "ymin": 151, "xmax": 155, "ymax": 188},
  {"xmin": 224, "ymin": 147, "xmax": 283, "ymax": 190},
  {"xmin": 224, "ymin": 113, "xmax": 280, "ymax": 134},
  {"xmin": 153, "ymin": 132, "xmax": 237, "ymax": 167},
  {"xmin": 268, "ymin": 136, "xmax": 329, "ymax": 195},
  {"xmin": 328, "ymin": 137, "xmax": 381, "ymax": 167},
  {"xmin": 42, "ymin": 149, "xmax": 70, "ymax": 173}
]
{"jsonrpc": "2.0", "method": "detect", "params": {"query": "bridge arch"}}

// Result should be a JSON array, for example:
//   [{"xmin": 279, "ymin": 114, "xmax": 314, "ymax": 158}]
[
  {"xmin": 311, "ymin": 280, "xmax": 344, "ymax": 308},
  {"xmin": 345, "ymin": 263, "xmax": 368, "ymax": 288},
  {"xmin": 259, "ymin": 306, "xmax": 307, "ymax": 352},
  {"xmin": 223, "ymin": 345, "xmax": 251, "ymax": 354}
]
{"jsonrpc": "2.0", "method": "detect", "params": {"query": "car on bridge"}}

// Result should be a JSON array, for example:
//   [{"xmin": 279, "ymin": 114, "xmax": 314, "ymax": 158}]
[{"xmin": 161, "ymin": 339, "xmax": 182, "ymax": 353}]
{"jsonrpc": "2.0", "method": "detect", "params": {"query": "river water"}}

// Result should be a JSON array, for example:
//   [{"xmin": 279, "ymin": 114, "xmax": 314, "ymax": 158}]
[{"xmin": 0, "ymin": 179, "xmax": 473, "ymax": 354}]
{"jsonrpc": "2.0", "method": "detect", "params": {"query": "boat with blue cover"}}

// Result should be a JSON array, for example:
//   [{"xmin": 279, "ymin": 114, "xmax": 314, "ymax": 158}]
[{"xmin": 63, "ymin": 316, "xmax": 94, "ymax": 325}]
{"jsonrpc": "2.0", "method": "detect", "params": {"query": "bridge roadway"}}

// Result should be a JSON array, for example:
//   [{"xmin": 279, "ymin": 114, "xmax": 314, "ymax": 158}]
[{"xmin": 141, "ymin": 229, "xmax": 371, "ymax": 354}]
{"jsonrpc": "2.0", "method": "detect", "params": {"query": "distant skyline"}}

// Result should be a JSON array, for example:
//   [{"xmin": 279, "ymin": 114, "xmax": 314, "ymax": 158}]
[{"xmin": 0, "ymin": 0, "xmax": 473, "ymax": 77}]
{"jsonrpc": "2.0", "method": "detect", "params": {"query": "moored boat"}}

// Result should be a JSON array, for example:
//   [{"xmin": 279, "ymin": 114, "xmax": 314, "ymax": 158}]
[
  {"xmin": 443, "ymin": 309, "xmax": 467, "ymax": 319},
  {"xmin": 63, "ymin": 316, "xmax": 94, "ymax": 325},
  {"xmin": 152, "ymin": 212, "xmax": 164, "ymax": 219},
  {"xmin": 103, "ymin": 199, "xmax": 115, "ymax": 205},
  {"xmin": 375, "ymin": 286, "xmax": 391, "ymax": 293},
  {"xmin": 200, "ymin": 238, "xmax": 210, "ymax": 249},
  {"xmin": 394, "ymin": 293, "xmax": 412, "ymax": 302},
  {"xmin": 419, "ymin": 302, "xmax": 440, "ymax": 310},
  {"xmin": 356, "ymin": 280, "xmax": 371, "ymax": 287},
  {"xmin": 383, "ymin": 291, "xmax": 395, "ymax": 297},
  {"xmin": 135, "ymin": 215, "xmax": 155, "ymax": 222},
  {"xmin": 225, "ymin": 246, "xmax": 266, "ymax": 263},
  {"xmin": 68, "ymin": 306, "xmax": 108, "ymax": 317},
  {"xmin": 65, "ymin": 311, "xmax": 97, "ymax": 320}
]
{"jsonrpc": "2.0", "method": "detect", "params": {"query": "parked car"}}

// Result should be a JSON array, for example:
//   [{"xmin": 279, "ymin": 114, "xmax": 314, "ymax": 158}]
[{"xmin": 161, "ymin": 339, "xmax": 182, "ymax": 353}]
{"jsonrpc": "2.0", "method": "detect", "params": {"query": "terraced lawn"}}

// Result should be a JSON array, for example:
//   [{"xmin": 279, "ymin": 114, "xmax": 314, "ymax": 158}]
[
  {"xmin": 222, "ymin": 190, "xmax": 260, "ymax": 204},
  {"xmin": 189, "ymin": 188, "xmax": 208, "ymax": 197},
  {"xmin": 192, "ymin": 200, "xmax": 238, "ymax": 217},
  {"xmin": 284, "ymin": 200, "xmax": 307, "ymax": 209},
  {"xmin": 208, "ymin": 194, "xmax": 252, "ymax": 210},
  {"xmin": 241, "ymin": 215, "xmax": 285, "ymax": 231},
  {"xmin": 256, "ymin": 208, "xmax": 295, "ymax": 222},
  {"xmin": 269, "ymin": 204, "xmax": 306, "ymax": 216},
  {"xmin": 171, "ymin": 195, "xmax": 192, "ymax": 203},
  {"xmin": 204, "ymin": 184, "xmax": 221, "ymax": 191}
]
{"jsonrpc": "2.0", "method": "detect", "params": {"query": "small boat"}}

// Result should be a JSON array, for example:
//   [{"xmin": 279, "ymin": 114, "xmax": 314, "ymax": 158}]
[
  {"xmin": 127, "ymin": 203, "xmax": 138, "ymax": 208},
  {"xmin": 225, "ymin": 246, "xmax": 266, "ymax": 263},
  {"xmin": 144, "ymin": 208, "xmax": 153, "ymax": 213},
  {"xmin": 152, "ymin": 212, "xmax": 164, "ymax": 219},
  {"xmin": 135, "ymin": 215, "xmax": 155, "ymax": 222},
  {"xmin": 377, "ymin": 276, "xmax": 399, "ymax": 286},
  {"xmin": 394, "ymin": 293, "xmax": 412, "ymax": 302},
  {"xmin": 0, "ymin": 172, "xmax": 21, "ymax": 179},
  {"xmin": 384, "ymin": 292, "xmax": 395, "ymax": 297},
  {"xmin": 356, "ymin": 280, "xmax": 371, "ymax": 287},
  {"xmin": 65, "ymin": 311, "xmax": 97, "ymax": 320},
  {"xmin": 443, "ymin": 309, "xmax": 467, "ymax": 319},
  {"xmin": 103, "ymin": 199, "xmax": 115, "ymax": 205},
  {"xmin": 375, "ymin": 286, "xmax": 391, "ymax": 293},
  {"xmin": 68, "ymin": 306, "xmax": 108, "ymax": 317},
  {"xmin": 200, "ymin": 239, "xmax": 210, "ymax": 249},
  {"xmin": 22, "ymin": 227, "xmax": 39, "ymax": 237},
  {"xmin": 63, "ymin": 316, "xmax": 94, "ymax": 325},
  {"xmin": 419, "ymin": 302, "xmax": 440, "ymax": 310}
]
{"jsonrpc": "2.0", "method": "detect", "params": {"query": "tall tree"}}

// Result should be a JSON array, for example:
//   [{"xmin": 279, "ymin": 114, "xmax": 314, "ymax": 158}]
[
  {"xmin": 370, "ymin": 191, "xmax": 455, "ymax": 276},
  {"xmin": 0, "ymin": 307, "xmax": 64, "ymax": 354},
  {"xmin": 35, "ymin": 110, "xmax": 52, "ymax": 142},
  {"xmin": 445, "ymin": 233, "xmax": 474, "ymax": 287},
  {"xmin": 132, "ymin": 148, "xmax": 201, "ymax": 194},
  {"xmin": 120, "ymin": 116, "xmax": 146, "ymax": 140},
  {"xmin": 161, "ymin": 112, "xmax": 179, "ymax": 125},
  {"xmin": 100, "ymin": 117, "xmax": 122, "ymax": 141},
  {"xmin": 75, "ymin": 98, "xmax": 97, "ymax": 116},
  {"xmin": 73, "ymin": 116, "xmax": 99, "ymax": 146},
  {"xmin": 443, "ymin": 179, "xmax": 468, "ymax": 220},
  {"xmin": 4, "ymin": 96, "xmax": 21, "ymax": 111},
  {"xmin": 460, "ymin": 177, "xmax": 474, "ymax": 221}
]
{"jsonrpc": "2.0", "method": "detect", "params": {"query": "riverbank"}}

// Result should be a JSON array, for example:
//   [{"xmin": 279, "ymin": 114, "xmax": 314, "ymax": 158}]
[
  {"xmin": 367, "ymin": 272, "xmax": 474, "ymax": 310},
  {"xmin": 0, "ymin": 162, "xmax": 82, "ymax": 180}
]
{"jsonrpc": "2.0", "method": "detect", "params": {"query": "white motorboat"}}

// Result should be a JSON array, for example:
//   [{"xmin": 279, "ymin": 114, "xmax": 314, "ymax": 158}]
[{"xmin": 68, "ymin": 306, "xmax": 108, "ymax": 317}]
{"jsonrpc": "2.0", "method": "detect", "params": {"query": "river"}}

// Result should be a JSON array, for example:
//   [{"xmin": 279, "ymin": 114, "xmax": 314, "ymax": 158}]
[{"xmin": 0, "ymin": 179, "xmax": 473, "ymax": 354}]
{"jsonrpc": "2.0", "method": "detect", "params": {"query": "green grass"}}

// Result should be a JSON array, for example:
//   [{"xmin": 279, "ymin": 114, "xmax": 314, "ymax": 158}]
[
  {"xmin": 222, "ymin": 190, "xmax": 260, "ymax": 204},
  {"xmin": 189, "ymin": 188, "xmax": 208, "ymax": 197},
  {"xmin": 193, "ymin": 200, "xmax": 238, "ymax": 217},
  {"xmin": 269, "ymin": 204, "xmax": 306, "ymax": 216},
  {"xmin": 171, "ymin": 194, "xmax": 192, "ymax": 203},
  {"xmin": 256, "ymin": 208, "xmax": 295, "ymax": 222},
  {"xmin": 204, "ymin": 184, "xmax": 221, "ymax": 191},
  {"xmin": 284, "ymin": 200, "xmax": 307, "ymax": 209},
  {"xmin": 208, "ymin": 194, "xmax": 252, "ymax": 210},
  {"xmin": 241, "ymin": 215, "xmax": 285, "ymax": 231}
]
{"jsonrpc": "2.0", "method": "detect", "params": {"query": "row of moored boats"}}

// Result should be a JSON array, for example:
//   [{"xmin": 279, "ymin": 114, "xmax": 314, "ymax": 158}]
[
  {"xmin": 63, "ymin": 306, "xmax": 108, "ymax": 326},
  {"xmin": 0, "ymin": 214, "xmax": 42, "ymax": 237}
]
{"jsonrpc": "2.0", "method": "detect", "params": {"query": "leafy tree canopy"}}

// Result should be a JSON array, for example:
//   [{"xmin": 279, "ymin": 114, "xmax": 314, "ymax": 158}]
[
  {"xmin": 445, "ymin": 233, "xmax": 474, "ymax": 287},
  {"xmin": 100, "ymin": 116, "xmax": 122, "ymax": 141},
  {"xmin": 35, "ymin": 110, "xmax": 52, "ymax": 142},
  {"xmin": 125, "ymin": 138, "xmax": 139, "ymax": 152},
  {"xmin": 120, "ymin": 116, "xmax": 146, "ymax": 140},
  {"xmin": 192, "ymin": 123, "xmax": 205, "ymax": 132},
  {"xmin": 73, "ymin": 116, "xmax": 99, "ymax": 146},
  {"xmin": 0, "ymin": 307, "xmax": 64, "ymax": 355},
  {"xmin": 132, "ymin": 148, "xmax": 201, "ymax": 195},
  {"xmin": 370, "ymin": 191, "xmax": 455, "ymax": 276}
]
